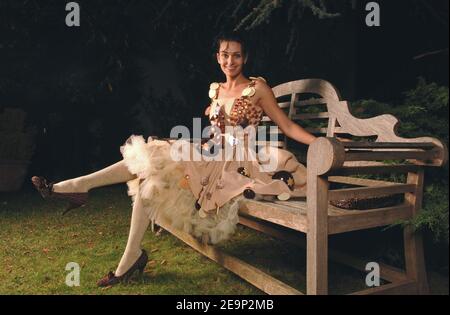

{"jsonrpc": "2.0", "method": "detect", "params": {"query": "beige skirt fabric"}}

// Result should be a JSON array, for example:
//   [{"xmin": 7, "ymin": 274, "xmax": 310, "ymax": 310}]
[{"xmin": 120, "ymin": 134, "xmax": 307, "ymax": 244}]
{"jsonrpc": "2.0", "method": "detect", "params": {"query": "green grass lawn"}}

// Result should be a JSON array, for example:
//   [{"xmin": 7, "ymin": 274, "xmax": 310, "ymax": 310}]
[{"xmin": 0, "ymin": 186, "xmax": 448, "ymax": 295}]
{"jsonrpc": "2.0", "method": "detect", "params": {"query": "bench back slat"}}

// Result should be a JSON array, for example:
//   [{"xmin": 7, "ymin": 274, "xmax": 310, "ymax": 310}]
[{"xmin": 260, "ymin": 79, "xmax": 342, "ymax": 148}]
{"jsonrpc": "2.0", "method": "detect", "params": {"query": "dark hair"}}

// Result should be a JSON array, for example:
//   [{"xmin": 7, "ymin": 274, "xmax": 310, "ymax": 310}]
[{"xmin": 213, "ymin": 31, "xmax": 249, "ymax": 58}]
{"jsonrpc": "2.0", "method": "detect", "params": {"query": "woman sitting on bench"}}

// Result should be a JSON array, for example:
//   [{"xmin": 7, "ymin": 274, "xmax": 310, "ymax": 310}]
[{"xmin": 31, "ymin": 31, "xmax": 317, "ymax": 287}]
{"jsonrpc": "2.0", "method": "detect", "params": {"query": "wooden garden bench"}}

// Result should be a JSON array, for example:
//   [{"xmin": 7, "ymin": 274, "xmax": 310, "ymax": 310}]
[{"xmin": 156, "ymin": 79, "xmax": 448, "ymax": 295}]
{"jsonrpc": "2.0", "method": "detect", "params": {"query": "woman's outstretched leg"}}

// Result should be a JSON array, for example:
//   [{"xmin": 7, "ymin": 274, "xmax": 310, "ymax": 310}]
[
  {"xmin": 53, "ymin": 160, "xmax": 136, "ymax": 193},
  {"xmin": 32, "ymin": 160, "xmax": 137, "ymax": 214}
]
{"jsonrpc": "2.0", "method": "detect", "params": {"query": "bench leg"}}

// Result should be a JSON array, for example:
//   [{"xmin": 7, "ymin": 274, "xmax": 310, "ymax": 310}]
[
  {"xmin": 403, "ymin": 170, "xmax": 429, "ymax": 294},
  {"xmin": 307, "ymin": 175, "xmax": 329, "ymax": 295}
]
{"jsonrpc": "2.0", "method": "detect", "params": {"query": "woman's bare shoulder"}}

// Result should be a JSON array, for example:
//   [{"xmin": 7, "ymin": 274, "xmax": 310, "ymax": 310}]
[
  {"xmin": 250, "ymin": 76, "xmax": 267, "ymax": 84},
  {"xmin": 251, "ymin": 76, "xmax": 272, "ymax": 97}
]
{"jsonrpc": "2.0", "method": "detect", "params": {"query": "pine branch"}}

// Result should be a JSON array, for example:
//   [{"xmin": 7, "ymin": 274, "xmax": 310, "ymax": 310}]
[
  {"xmin": 235, "ymin": 0, "xmax": 282, "ymax": 30},
  {"xmin": 301, "ymin": 0, "xmax": 340, "ymax": 19}
]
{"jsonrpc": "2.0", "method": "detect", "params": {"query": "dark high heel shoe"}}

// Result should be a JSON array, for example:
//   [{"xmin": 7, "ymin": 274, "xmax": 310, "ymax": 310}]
[
  {"xmin": 31, "ymin": 176, "xmax": 88, "ymax": 216},
  {"xmin": 97, "ymin": 249, "xmax": 148, "ymax": 287}
]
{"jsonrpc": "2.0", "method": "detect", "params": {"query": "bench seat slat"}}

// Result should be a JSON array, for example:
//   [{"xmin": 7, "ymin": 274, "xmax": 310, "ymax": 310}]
[{"xmin": 239, "ymin": 198, "xmax": 413, "ymax": 235}]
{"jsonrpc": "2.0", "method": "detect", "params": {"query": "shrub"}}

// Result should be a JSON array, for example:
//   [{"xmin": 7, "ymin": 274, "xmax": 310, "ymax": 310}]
[
  {"xmin": 0, "ymin": 108, "xmax": 36, "ymax": 161},
  {"xmin": 351, "ymin": 78, "xmax": 449, "ymax": 243}
]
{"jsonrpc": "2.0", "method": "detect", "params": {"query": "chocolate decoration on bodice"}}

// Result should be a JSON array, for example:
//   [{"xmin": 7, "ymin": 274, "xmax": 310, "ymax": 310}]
[{"xmin": 208, "ymin": 78, "xmax": 264, "ymax": 138}]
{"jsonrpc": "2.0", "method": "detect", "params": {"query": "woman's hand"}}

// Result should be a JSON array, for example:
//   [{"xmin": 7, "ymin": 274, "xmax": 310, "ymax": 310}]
[{"xmin": 255, "ymin": 80, "xmax": 317, "ymax": 145}]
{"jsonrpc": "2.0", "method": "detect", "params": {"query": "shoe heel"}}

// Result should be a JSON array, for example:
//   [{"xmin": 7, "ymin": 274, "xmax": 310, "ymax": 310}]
[
  {"xmin": 138, "ymin": 265, "xmax": 145, "ymax": 276},
  {"xmin": 121, "ymin": 267, "xmax": 143, "ymax": 284},
  {"xmin": 61, "ymin": 196, "xmax": 88, "ymax": 216},
  {"xmin": 62, "ymin": 202, "xmax": 82, "ymax": 216},
  {"xmin": 122, "ymin": 273, "xmax": 133, "ymax": 284}
]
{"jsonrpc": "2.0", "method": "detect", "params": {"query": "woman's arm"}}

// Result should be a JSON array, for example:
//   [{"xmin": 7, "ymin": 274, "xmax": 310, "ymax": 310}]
[{"xmin": 255, "ymin": 81, "xmax": 317, "ymax": 145}]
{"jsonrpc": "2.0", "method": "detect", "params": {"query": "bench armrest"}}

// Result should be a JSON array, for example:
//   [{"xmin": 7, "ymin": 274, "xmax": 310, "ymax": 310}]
[
  {"xmin": 307, "ymin": 137, "xmax": 448, "ymax": 178},
  {"xmin": 325, "ymin": 100, "xmax": 448, "ymax": 167}
]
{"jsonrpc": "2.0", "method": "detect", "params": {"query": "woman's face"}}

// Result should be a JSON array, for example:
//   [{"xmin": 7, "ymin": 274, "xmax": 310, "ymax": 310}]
[{"xmin": 216, "ymin": 41, "xmax": 247, "ymax": 78}]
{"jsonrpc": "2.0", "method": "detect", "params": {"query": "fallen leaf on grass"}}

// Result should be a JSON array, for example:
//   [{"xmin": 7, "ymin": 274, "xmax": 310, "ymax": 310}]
[
  {"xmin": 101, "ymin": 285, "xmax": 113, "ymax": 290},
  {"xmin": 160, "ymin": 260, "xmax": 167, "ymax": 265},
  {"xmin": 150, "ymin": 248, "xmax": 158, "ymax": 253},
  {"xmin": 155, "ymin": 228, "xmax": 164, "ymax": 237},
  {"xmin": 42, "ymin": 248, "xmax": 50, "ymax": 254}
]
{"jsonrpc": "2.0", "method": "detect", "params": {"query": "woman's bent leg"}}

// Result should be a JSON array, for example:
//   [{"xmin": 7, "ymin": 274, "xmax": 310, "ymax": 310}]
[
  {"xmin": 115, "ymin": 195, "xmax": 150, "ymax": 277},
  {"xmin": 53, "ymin": 160, "xmax": 136, "ymax": 193}
]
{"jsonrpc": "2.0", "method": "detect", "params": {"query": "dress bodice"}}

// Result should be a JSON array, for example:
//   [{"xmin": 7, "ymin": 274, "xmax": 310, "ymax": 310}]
[
  {"xmin": 208, "ymin": 78, "xmax": 265, "ymax": 133},
  {"xmin": 205, "ymin": 78, "xmax": 265, "ymax": 149}
]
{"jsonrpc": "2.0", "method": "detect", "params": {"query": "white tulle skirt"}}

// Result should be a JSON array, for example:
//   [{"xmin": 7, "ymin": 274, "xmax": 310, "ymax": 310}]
[{"xmin": 120, "ymin": 135, "xmax": 243, "ymax": 244}]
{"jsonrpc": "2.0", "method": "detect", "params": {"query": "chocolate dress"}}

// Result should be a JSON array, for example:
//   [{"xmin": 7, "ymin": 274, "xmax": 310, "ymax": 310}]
[{"xmin": 121, "ymin": 77, "xmax": 307, "ymax": 244}]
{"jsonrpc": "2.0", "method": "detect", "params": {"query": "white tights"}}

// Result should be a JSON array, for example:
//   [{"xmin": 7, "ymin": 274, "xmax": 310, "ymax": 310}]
[{"xmin": 54, "ymin": 160, "xmax": 149, "ymax": 277}]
